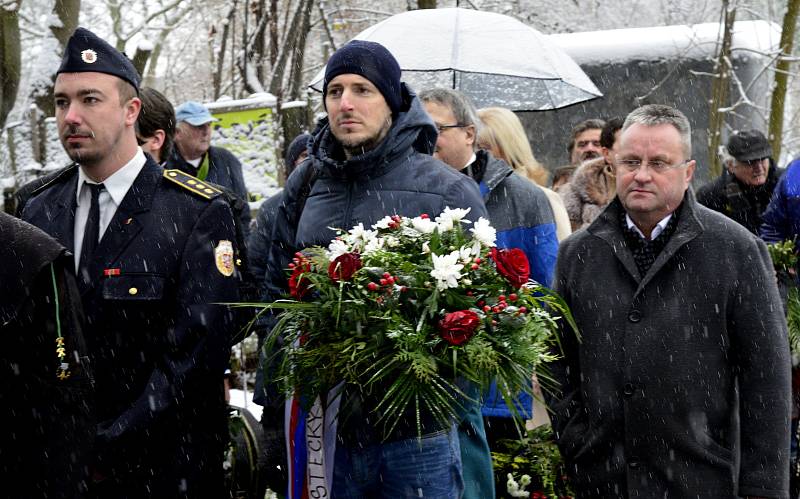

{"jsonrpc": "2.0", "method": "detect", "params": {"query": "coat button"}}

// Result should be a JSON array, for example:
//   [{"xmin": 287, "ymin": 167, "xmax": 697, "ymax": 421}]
[
  {"xmin": 623, "ymin": 383, "xmax": 636, "ymax": 396},
  {"xmin": 628, "ymin": 309, "xmax": 642, "ymax": 323},
  {"xmin": 129, "ymin": 287, "xmax": 138, "ymax": 295}
]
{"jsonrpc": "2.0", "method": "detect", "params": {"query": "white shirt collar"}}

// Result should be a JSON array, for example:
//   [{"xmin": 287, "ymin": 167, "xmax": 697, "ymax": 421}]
[
  {"xmin": 462, "ymin": 153, "xmax": 477, "ymax": 170},
  {"xmin": 76, "ymin": 148, "xmax": 147, "ymax": 206},
  {"xmin": 625, "ymin": 212, "xmax": 673, "ymax": 241}
]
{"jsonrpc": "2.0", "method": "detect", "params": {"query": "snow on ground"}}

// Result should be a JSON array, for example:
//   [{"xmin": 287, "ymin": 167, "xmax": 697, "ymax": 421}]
[{"xmin": 229, "ymin": 388, "xmax": 262, "ymax": 421}]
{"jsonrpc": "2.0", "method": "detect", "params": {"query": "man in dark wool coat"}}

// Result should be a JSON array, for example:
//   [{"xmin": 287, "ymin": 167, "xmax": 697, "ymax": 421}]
[
  {"xmin": 0, "ymin": 212, "xmax": 94, "ymax": 499},
  {"xmin": 19, "ymin": 27, "xmax": 240, "ymax": 498},
  {"xmin": 547, "ymin": 104, "xmax": 790, "ymax": 499}
]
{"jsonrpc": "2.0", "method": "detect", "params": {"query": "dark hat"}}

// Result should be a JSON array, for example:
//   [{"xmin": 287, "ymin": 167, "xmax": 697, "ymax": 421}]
[
  {"xmin": 322, "ymin": 40, "xmax": 402, "ymax": 114},
  {"xmin": 57, "ymin": 27, "xmax": 141, "ymax": 92},
  {"xmin": 727, "ymin": 129, "xmax": 772, "ymax": 162},
  {"xmin": 285, "ymin": 133, "xmax": 311, "ymax": 176}
]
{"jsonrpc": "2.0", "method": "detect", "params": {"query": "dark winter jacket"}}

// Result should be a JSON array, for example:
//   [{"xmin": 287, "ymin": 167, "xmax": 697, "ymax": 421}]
[
  {"xmin": 0, "ymin": 212, "xmax": 94, "ymax": 499},
  {"xmin": 696, "ymin": 161, "xmax": 780, "ymax": 235},
  {"xmin": 263, "ymin": 85, "xmax": 488, "ymax": 444},
  {"xmin": 166, "ymin": 144, "xmax": 252, "ymax": 235},
  {"xmin": 548, "ymin": 194, "xmax": 790, "ymax": 498},
  {"xmin": 468, "ymin": 150, "xmax": 558, "ymax": 421}
]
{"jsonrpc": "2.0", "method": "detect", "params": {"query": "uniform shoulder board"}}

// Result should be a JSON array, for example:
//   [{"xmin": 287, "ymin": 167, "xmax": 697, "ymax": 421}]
[{"xmin": 163, "ymin": 169, "xmax": 223, "ymax": 200}]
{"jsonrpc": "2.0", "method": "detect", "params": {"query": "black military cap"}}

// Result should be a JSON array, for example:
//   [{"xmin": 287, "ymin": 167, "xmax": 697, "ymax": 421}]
[
  {"xmin": 727, "ymin": 129, "xmax": 772, "ymax": 162},
  {"xmin": 57, "ymin": 27, "xmax": 140, "ymax": 92}
]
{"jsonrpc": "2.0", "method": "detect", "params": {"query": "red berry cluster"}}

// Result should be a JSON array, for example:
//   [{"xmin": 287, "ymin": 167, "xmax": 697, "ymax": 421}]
[
  {"xmin": 475, "ymin": 292, "xmax": 526, "ymax": 315},
  {"xmin": 367, "ymin": 272, "xmax": 405, "ymax": 294},
  {"xmin": 386, "ymin": 215, "xmax": 403, "ymax": 229}
]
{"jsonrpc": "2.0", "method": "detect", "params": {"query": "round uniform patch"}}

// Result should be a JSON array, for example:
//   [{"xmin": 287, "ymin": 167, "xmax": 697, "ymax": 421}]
[
  {"xmin": 215, "ymin": 240, "xmax": 234, "ymax": 277},
  {"xmin": 81, "ymin": 49, "xmax": 98, "ymax": 64}
]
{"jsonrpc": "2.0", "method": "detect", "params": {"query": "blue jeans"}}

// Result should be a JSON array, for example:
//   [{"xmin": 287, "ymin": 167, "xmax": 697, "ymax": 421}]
[{"xmin": 332, "ymin": 425, "xmax": 464, "ymax": 498}]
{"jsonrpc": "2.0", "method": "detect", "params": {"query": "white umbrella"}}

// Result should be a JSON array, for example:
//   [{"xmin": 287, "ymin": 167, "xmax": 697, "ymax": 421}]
[{"xmin": 309, "ymin": 8, "xmax": 602, "ymax": 111}]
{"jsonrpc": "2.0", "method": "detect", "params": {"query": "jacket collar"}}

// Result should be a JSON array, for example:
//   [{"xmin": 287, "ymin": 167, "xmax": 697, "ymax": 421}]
[
  {"xmin": 588, "ymin": 191, "xmax": 704, "ymax": 294},
  {"xmin": 473, "ymin": 149, "xmax": 513, "ymax": 193}
]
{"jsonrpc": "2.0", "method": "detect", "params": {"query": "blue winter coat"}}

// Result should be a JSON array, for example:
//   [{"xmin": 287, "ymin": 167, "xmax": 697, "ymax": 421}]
[{"xmin": 761, "ymin": 158, "xmax": 800, "ymax": 245}]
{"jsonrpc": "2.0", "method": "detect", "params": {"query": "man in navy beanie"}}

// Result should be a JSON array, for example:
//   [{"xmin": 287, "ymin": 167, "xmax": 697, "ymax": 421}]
[{"xmin": 263, "ymin": 40, "xmax": 490, "ymax": 498}]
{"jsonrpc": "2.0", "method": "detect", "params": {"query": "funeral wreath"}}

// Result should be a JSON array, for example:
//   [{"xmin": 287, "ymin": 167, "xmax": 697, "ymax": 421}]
[{"xmin": 254, "ymin": 207, "xmax": 573, "ymax": 438}]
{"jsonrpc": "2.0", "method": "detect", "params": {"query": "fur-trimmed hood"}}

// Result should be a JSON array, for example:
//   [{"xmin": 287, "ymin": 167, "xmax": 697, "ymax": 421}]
[{"xmin": 556, "ymin": 157, "xmax": 616, "ymax": 231}]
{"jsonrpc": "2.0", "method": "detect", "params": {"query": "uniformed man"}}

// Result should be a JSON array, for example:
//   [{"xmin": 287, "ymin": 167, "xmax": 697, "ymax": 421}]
[
  {"xmin": 0, "ymin": 212, "xmax": 94, "ymax": 499},
  {"xmin": 19, "ymin": 27, "xmax": 240, "ymax": 498}
]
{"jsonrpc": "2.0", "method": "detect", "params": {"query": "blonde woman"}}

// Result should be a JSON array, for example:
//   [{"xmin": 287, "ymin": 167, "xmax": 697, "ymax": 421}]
[{"xmin": 477, "ymin": 107, "xmax": 572, "ymax": 241}]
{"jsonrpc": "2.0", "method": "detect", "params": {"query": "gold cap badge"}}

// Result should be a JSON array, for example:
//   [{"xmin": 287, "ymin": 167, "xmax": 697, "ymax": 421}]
[{"xmin": 215, "ymin": 240, "xmax": 234, "ymax": 277}]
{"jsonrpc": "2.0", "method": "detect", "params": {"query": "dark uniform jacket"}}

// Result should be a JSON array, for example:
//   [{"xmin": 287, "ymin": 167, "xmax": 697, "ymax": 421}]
[
  {"xmin": 696, "ymin": 162, "xmax": 781, "ymax": 235},
  {"xmin": 0, "ymin": 212, "xmax": 94, "ymax": 499},
  {"xmin": 167, "ymin": 145, "xmax": 252, "ymax": 235},
  {"xmin": 263, "ymin": 85, "xmax": 488, "ymax": 445},
  {"xmin": 20, "ymin": 157, "xmax": 240, "ymax": 498},
  {"xmin": 548, "ymin": 195, "xmax": 790, "ymax": 498}
]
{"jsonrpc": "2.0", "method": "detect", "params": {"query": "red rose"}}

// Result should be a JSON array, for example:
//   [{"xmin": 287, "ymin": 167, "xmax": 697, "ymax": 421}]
[
  {"xmin": 438, "ymin": 310, "xmax": 481, "ymax": 346},
  {"xmin": 289, "ymin": 262, "xmax": 312, "ymax": 299},
  {"xmin": 328, "ymin": 252, "xmax": 362, "ymax": 282},
  {"xmin": 490, "ymin": 247, "xmax": 530, "ymax": 288}
]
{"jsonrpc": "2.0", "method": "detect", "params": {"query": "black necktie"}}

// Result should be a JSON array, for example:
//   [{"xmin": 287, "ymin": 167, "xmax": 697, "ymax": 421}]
[{"xmin": 78, "ymin": 183, "xmax": 104, "ymax": 289}]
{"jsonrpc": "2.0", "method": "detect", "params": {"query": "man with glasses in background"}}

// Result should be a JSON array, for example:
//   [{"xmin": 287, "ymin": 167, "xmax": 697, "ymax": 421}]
[
  {"xmin": 419, "ymin": 87, "xmax": 558, "ymax": 499},
  {"xmin": 547, "ymin": 104, "xmax": 790, "ymax": 498},
  {"xmin": 697, "ymin": 129, "xmax": 780, "ymax": 235}
]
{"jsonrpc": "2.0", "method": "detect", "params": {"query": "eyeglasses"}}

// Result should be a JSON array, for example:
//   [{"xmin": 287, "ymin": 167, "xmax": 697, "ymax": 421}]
[
  {"xmin": 435, "ymin": 123, "xmax": 469, "ymax": 133},
  {"xmin": 734, "ymin": 158, "xmax": 768, "ymax": 168},
  {"xmin": 615, "ymin": 158, "xmax": 689, "ymax": 173}
]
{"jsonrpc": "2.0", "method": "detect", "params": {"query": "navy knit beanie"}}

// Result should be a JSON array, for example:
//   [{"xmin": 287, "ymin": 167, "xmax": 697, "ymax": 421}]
[{"xmin": 323, "ymin": 40, "xmax": 403, "ymax": 114}]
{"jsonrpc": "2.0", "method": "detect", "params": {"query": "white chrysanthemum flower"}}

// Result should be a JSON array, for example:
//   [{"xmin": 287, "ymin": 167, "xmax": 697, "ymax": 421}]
[
  {"xmin": 363, "ymin": 236, "xmax": 385, "ymax": 255},
  {"xmin": 470, "ymin": 217, "xmax": 496, "ymax": 248},
  {"xmin": 411, "ymin": 216, "xmax": 437, "ymax": 234},
  {"xmin": 372, "ymin": 216, "xmax": 394, "ymax": 230},
  {"xmin": 435, "ymin": 206, "xmax": 471, "ymax": 232},
  {"xmin": 422, "ymin": 242, "xmax": 431, "ymax": 254},
  {"xmin": 385, "ymin": 236, "xmax": 400, "ymax": 247},
  {"xmin": 430, "ymin": 251, "xmax": 464, "ymax": 290},
  {"xmin": 458, "ymin": 245, "xmax": 474, "ymax": 263},
  {"xmin": 326, "ymin": 239, "xmax": 349, "ymax": 261},
  {"xmin": 347, "ymin": 223, "xmax": 368, "ymax": 241}
]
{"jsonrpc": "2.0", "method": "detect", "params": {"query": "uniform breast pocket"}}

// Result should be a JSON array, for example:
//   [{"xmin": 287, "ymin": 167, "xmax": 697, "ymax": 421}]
[{"xmin": 102, "ymin": 274, "xmax": 166, "ymax": 301}]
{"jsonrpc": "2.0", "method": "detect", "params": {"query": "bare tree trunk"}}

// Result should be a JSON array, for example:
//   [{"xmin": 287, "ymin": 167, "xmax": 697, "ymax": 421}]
[
  {"xmin": 131, "ymin": 46, "xmax": 153, "ymax": 75},
  {"xmin": 253, "ymin": 0, "xmax": 268, "ymax": 83},
  {"xmin": 0, "ymin": 0, "xmax": 21, "ymax": 131},
  {"xmin": 417, "ymin": 0, "xmax": 437, "ymax": 8},
  {"xmin": 51, "ymin": 0, "xmax": 80, "ymax": 46},
  {"xmin": 318, "ymin": 1, "xmax": 337, "ymax": 54},
  {"xmin": 213, "ymin": 2, "xmax": 238, "ymax": 100},
  {"xmin": 269, "ymin": 0, "xmax": 278, "ymax": 66},
  {"xmin": 288, "ymin": 0, "xmax": 313, "ymax": 100},
  {"xmin": 32, "ymin": 0, "xmax": 80, "ymax": 118},
  {"xmin": 268, "ymin": 0, "xmax": 309, "ymax": 96},
  {"xmin": 707, "ymin": 1, "xmax": 736, "ymax": 178},
  {"xmin": 768, "ymin": 0, "xmax": 800, "ymax": 162}
]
